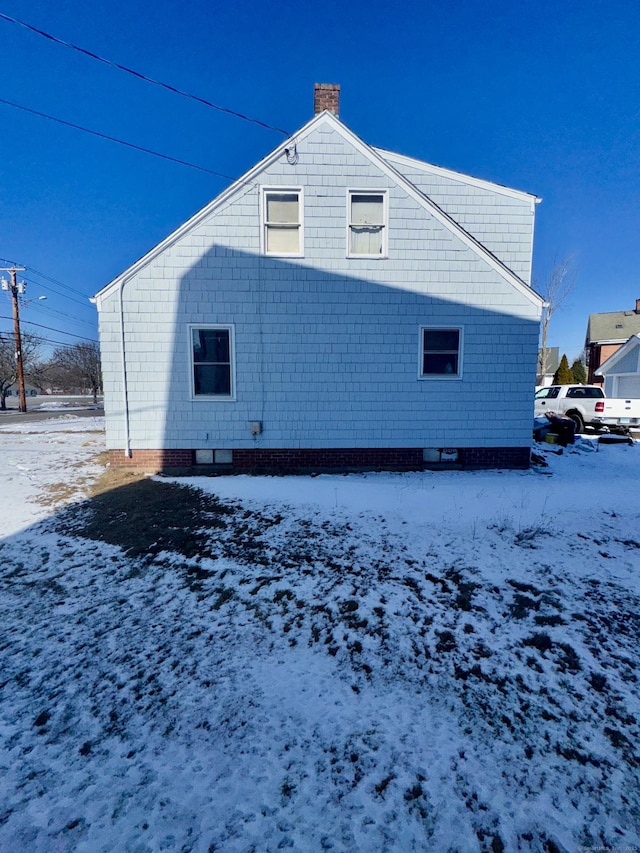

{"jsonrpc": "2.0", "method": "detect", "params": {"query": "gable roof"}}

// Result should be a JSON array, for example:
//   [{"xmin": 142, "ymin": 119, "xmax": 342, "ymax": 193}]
[
  {"xmin": 537, "ymin": 346, "xmax": 559, "ymax": 374},
  {"xmin": 96, "ymin": 111, "xmax": 543, "ymax": 310},
  {"xmin": 595, "ymin": 334, "xmax": 640, "ymax": 375},
  {"xmin": 586, "ymin": 309, "xmax": 640, "ymax": 345}
]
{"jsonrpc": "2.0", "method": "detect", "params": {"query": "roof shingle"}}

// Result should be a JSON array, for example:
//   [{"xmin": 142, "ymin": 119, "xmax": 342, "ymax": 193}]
[{"xmin": 586, "ymin": 309, "xmax": 640, "ymax": 344}]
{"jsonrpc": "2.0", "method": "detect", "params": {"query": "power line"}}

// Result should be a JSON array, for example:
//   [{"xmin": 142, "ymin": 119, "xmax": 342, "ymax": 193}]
[
  {"xmin": 0, "ymin": 267, "xmax": 95, "ymax": 311},
  {"xmin": 0, "ymin": 314, "xmax": 97, "ymax": 342},
  {"xmin": 1, "ymin": 262, "xmax": 96, "ymax": 318},
  {"xmin": 23, "ymin": 279, "xmax": 95, "ymax": 312},
  {"xmin": 27, "ymin": 300, "xmax": 98, "ymax": 330},
  {"xmin": 0, "ymin": 330, "xmax": 84, "ymax": 349},
  {"xmin": 43, "ymin": 338, "xmax": 98, "ymax": 350},
  {"xmin": 0, "ymin": 96, "xmax": 238, "ymax": 180},
  {"xmin": 3, "ymin": 262, "xmax": 99, "ymax": 307},
  {"xmin": 24, "ymin": 265, "xmax": 96, "ymax": 300},
  {"xmin": 0, "ymin": 11, "xmax": 289, "ymax": 136}
]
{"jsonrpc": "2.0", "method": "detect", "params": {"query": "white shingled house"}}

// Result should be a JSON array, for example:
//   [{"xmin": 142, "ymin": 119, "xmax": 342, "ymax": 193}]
[{"xmin": 95, "ymin": 84, "xmax": 543, "ymax": 473}]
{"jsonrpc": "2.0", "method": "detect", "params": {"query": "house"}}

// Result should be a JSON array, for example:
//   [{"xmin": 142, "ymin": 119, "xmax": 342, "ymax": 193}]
[
  {"xmin": 536, "ymin": 347, "xmax": 559, "ymax": 387},
  {"xmin": 595, "ymin": 333, "xmax": 640, "ymax": 397},
  {"xmin": 95, "ymin": 84, "xmax": 543, "ymax": 473},
  {"xmin": 5, "ymin": 383, "xmax": 39, "ymax": 397},
  {"xmin": 585, "ymin": 300, "xmax": 640, "ymax": 384}
]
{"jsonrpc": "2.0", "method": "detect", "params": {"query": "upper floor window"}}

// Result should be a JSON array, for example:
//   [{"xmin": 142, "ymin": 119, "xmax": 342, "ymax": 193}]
[
  {"xmin": 420, "ymin": 327, "xmax": 462, "ymax": 378},
  {"xmin": 348, "ymin": 190, "xmax": 387, "ymax": 257},
  {"xmin": 190, "ymin": 325, "xmax": 235, "ymax": 400},
  {"xmin": 262, "ymin": 188, "xmax": 303, "ymax": 256}
]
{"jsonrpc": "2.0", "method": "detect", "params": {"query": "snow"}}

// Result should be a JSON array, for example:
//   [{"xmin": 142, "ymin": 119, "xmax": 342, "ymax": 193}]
[
  {"xmin": 0, "ymin": 417, "xmax": 639, "ymax": 852},
  {"xmin": 0, "ymin": 416, "xmax": 105, "ymax": 535}
]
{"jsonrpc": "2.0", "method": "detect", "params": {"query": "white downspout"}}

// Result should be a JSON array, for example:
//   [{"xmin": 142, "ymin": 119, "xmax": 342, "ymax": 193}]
[{"xmin": 118, "ymin": 275, "xmax": 134, "ymax": 458}]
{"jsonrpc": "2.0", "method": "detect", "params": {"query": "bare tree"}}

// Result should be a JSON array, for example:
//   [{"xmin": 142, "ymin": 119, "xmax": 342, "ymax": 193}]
[
  {"xmin": 535, "ymin": 255, "xmax": 577, "ymax": 378},
  {"xmin": 47, "ymin": 341, "xmax": 102, "ymax": 402},
  {"xmin": 0, "ymin": 331, "xmax": 43, "ymax": 409}
]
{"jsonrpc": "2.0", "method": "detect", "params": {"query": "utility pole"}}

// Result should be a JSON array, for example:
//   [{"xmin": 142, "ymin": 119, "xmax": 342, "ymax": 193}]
[{"xmin": 1, "ymin": 267, "xmax": 28, "ymax": 412}]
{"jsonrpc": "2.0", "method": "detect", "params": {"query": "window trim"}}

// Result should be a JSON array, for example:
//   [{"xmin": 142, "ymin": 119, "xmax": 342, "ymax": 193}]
[
  {"xmin": 261, "ymin": 186, "xmax": 304, "ymax": 257},
  {"xmin": 189, "ymin": 323, "xmax": 236, "ymax": 401},
  {"xmin": 419, "ymin": 326, "xmax": 464, "ymax": 380},
  {"xmin": 346, "ymin": 189, "xmax": 388, "ymax": 258}
]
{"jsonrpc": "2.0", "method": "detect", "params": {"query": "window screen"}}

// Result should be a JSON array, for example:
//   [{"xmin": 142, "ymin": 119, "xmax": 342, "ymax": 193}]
[
  {"xmin": 422, "ymin": 328, "xmax": 460, "ymax": 376},
  {"xmin": 192, "ymin": 327, "xmax": 232, "ymax": 397},
  {"xmin": 349, "ymin": 192, "xmax": 385, "ymax": 255},
  {"xmin": 264, "ymin": 191, "xmax": 301, "ymax": 254}
]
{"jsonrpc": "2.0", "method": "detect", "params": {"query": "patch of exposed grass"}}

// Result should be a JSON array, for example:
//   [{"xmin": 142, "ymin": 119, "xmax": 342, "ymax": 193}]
[{"xmin": 58, "ymin": 477, "xmax": 236, "ymax": 559}]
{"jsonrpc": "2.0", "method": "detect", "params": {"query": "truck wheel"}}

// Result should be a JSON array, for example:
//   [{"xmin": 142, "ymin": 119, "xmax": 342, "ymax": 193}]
[{"xmin": 568, "ymin": 412, "xmax": 585, "ymax": 434}]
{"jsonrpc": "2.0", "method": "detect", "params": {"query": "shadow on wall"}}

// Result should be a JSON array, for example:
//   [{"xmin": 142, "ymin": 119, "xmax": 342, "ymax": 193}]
[{"xmin": 110, "ymin": 245, "xmax": 539, "ymax": 471}]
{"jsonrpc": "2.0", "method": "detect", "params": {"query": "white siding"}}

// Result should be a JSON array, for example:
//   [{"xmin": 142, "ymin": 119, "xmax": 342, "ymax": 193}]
[
  {"xmin": 618, "ymin": 376, "xmax": 640, "ymax": 397},
  {"xmin": 604, "ymin": 346, "xmax": 640, "ymax": 377},
  {"xmin": 600, "ymin": 343, "xmax": 640, "ymax": 399},
  {"xmin": 98, "ymin": 119, "xmax": 540, "ymax": 453},
  {"xmin": 378, "ymin": 151, "xmax": 536, "ymax": 284}
]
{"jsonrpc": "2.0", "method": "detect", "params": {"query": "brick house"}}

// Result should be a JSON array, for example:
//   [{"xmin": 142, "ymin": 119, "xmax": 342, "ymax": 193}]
[
  {"xmin": 95, "ymin": 84, "xmax": 543, "ymax": 473},
  {"xmin": 585, "ymin": 299, "xmax": 640, "ymax": 384}
]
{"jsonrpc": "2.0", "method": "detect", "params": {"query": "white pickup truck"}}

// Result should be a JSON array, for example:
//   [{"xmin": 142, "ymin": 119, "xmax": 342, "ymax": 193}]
[{"xmin": 534, "ymin": 385, "xmax": 640, "ymax": 433}]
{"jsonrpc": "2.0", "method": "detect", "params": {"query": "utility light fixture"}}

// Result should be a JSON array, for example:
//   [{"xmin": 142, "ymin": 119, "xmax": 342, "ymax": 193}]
[
  {"xmin": 1, "ymin": 278, "xmax": 26, "ymax": 293},
  {"xmin": 1, "ymin": 278, "xmax": 32, "ymax": 296}
]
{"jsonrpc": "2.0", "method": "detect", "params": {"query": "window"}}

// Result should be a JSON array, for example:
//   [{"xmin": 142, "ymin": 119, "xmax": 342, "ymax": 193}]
[
  {"xmin": 535, "ymin": 387, "xmax": 560, "ymax": 399},
  {"xmin": 263, "ymin": 188, "xmax": 302, "ymax": 255},
  {"xmin": 348, "ymin": 191, "xmax": 387, "ymax": 257},
  {"xmin": 190, "ymin": 325, "xmax": 235, "ymax": 399},
  {"xmin": 420, "ymin": 328, "xmax": 462, "ymax": 378},
  {"xmin": 566, "ymin": 386, "xmax": 604, "ymax": 399}
]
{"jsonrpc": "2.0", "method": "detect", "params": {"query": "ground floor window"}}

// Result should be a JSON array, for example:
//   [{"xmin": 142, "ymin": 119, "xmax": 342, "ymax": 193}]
[
  {"xmin": 190, "ymin": 325, "xmax": 235, "ymax": 399},
  {"xmin": 420, "ymin": 327, "xmax": 462, "ymax": 378}
]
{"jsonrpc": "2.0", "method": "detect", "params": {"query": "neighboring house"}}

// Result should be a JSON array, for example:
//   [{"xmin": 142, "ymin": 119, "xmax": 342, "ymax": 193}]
[
  {"xmin": 95, "ymin": 84, "xmax": 543, "ymax": 473},
  {"xmin": 536, "ymin": 347, "xmax": 559, "ymax": 387},
  {"xmin": 595, "ymin": 334, "xmax": 640, "ymax": 398},
  {"xmin": 5, "ymin": 383, "xmax": 39, "ymax": 397},
  {"xmin": 585, "ymin": 300, "xmax": 640, "ymax": 384}
]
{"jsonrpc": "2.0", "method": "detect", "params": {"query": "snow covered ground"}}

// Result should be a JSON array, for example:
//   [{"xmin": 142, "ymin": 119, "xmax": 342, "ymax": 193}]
[
  {"xmin": 1, "ymin": 415, "xmax": 106, "ymax": 535},
  {"xmin": 0, "ymin": 417, "xmax": 639, "ymax": 852}
]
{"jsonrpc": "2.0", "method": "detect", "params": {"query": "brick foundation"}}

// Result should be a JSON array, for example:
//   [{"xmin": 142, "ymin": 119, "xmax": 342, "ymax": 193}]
[
  {"xmin": 457, "ymin": 447, "xmax": 531, "ymax": 469},
  {"xmin": 108, "ymin": 449, "xmax": 193, "ymax": 470},
  {"xmin": 233, "ymin": 447, "xmax": 424, "ymax": 471},
  {"xmin": 108, "ymin": 446, "xmax": 530, "ymax": 473}
]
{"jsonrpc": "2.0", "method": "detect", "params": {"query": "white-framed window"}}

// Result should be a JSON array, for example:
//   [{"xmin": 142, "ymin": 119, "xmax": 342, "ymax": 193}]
[
  {"xmin": 262, "ymin": 187, "xmax": 303, "ymax": 256},
  {"xmin": 420, "ymin": 327, "xmax": 463, "ymax": 379},
  {"xmin": 347, "ymin": 190, "xmax": 388, "ymax": 257},
  {"xmin": 189, "ymin": 324, "xmax": 236, "ymax": 400}
]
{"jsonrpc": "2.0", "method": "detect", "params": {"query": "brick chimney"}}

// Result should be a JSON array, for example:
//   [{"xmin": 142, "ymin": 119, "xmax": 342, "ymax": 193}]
[
  {"xmin": 636, "ymin": 298, "xmax": 640, "ymax": 313},
  {"xmin": 314, "ymin": 83, "xmax": 340, "ymax": 116}
]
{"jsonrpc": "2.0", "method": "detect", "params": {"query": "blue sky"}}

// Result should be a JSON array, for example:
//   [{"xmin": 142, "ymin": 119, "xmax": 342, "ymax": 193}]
[{"xmin": 0, "ymin": 0, "xmax": 639, "ymax": 361}]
